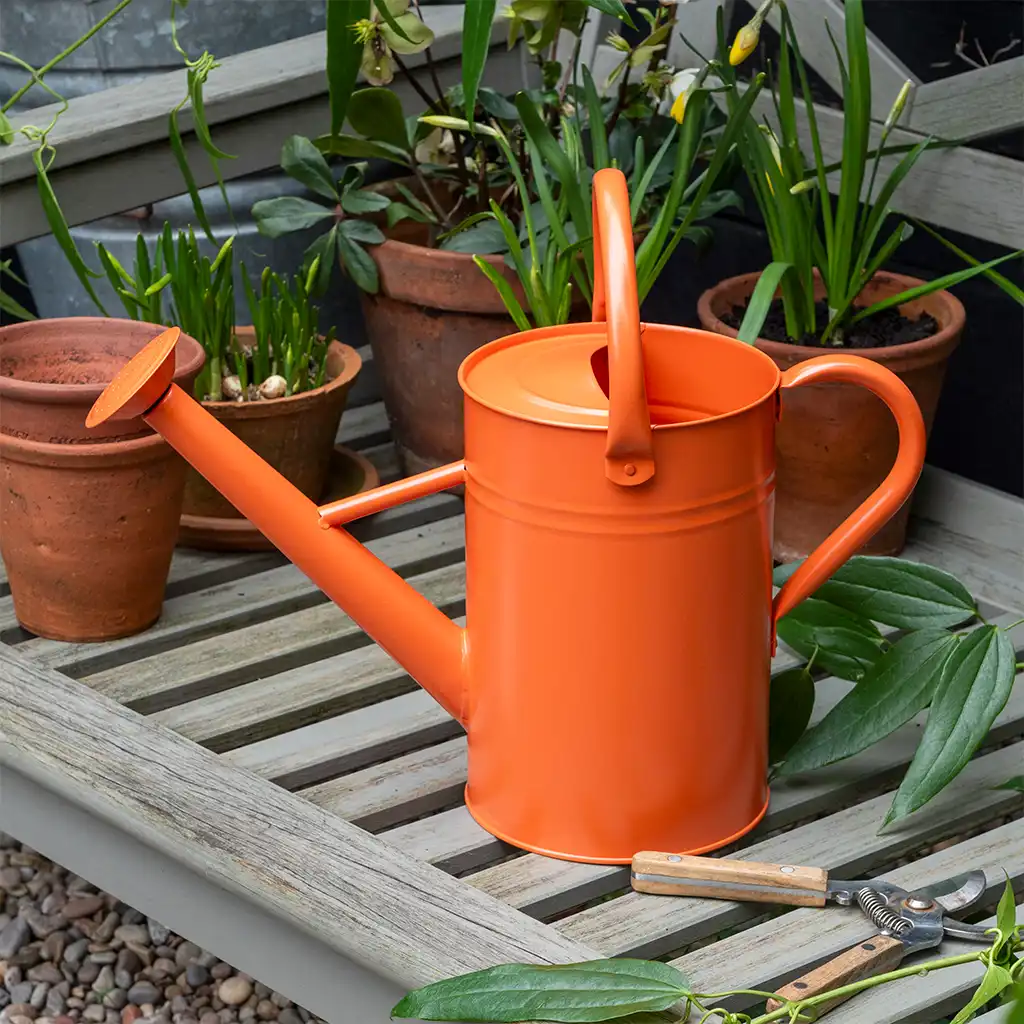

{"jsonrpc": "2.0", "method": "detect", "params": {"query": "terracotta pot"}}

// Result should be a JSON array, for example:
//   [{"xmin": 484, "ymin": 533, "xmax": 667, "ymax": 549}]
[
  {"xmin": 182, "ymin": 332, "xmax": 362, "ymax": 527},
  {"xmin": 0, "ymin": 317, "xmax": 205, "ymax": 443},
  {"xmin": 698, "ymin": 270, "xmax": 964, "ymax": 560},
  {"xmin": 359, "ymin": 237, "xmax": 524, "ymax": 475},
  {"xmin": 0, "ymin": 431, "xmax": 186, "ymax": 641}
]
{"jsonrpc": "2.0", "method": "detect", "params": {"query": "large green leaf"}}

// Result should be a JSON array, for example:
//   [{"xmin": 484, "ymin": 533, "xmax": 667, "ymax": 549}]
[
  {"xmin": 340, "ymin": 188, "xmax": 390, "ymax": 215},
  {"xmin": 885, "ymin": 625, "xmax": 1017, "ymax": 825},
  {"xmin": 773, "ymin": 556, "xmax": 977, "ymax": 630},
  {"xmin": 339, "ymin": 219, "xmax": 385, "ymax": 245},
  {"xmin": 776, "ymin": 598, "xmax": 884, "ymax": 682},
  {"xmin": 440, "ymin": 219, "xmax": 508, "ymax": 254},
  {"xmin": 1009, "ymin": 985, "xmax": 1024, "ymax": 1024},
  {"xmin": 462, "ymin": 0, "xmax": 497, "ymax": 129},
  {"xmin": 949, "ymin": 963, "xmax": 1013, "ymax": 1024},
  {"xmin": 252, "ymin": 196, "xmax": 334, "ymax": 237},
  {"xmin": 315, "ymin": 132, "xmax": 411, "ymax": 165},
  {"xmin": 998, "ymin": 776, "xmax": 1024, "ymax": 793},
  {"xmin": 391, "ymin": 960, "xmax": 691, "ymax": 1022},
  {"xmin": 914, "ymin": 219, "xmax": 1024, "ymax": 305},
  {"xmin": 769, "ymin": 666, "xmax": 815, "ymax": 765},
  {"xmin": 737, "ymin": 261, "xmax": 792, "ymax": 344},
  {"xmin": 280, "ymin": 135, "xmax": 339, "ymax": 202},
  {"xmin": 347, "ymin": 87, "xmax": 410, "ymax": 153},
  {"xmin": 776, "ymin": 629, "xmax": 959, "ymax": 778},
  {"xmin": 473, "ymin": 256, "xmax": 531, "ymax": 332},
  {"xmin": 583, "ymin": 0, "xmax": 634, "ymax": 29},
  {"xmin": 993, "ymin": 877, "xmax": 1018, "ymax": 956},
  {"xmin": 326, "ymin": 0, "xmax": 371, "ymax": 137},
  {"xmin": 337, "ymin": 230, "xmax": 379, "ymax": 293}
]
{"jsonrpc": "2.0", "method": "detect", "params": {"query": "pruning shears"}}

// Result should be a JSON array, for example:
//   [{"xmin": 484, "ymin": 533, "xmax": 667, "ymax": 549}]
[{"xmin": 630, "ymin": 853, "xmax": 991, "ymax": 1016}]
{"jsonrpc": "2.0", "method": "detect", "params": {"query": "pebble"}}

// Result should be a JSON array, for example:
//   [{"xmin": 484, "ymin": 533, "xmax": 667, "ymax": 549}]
[
  {"xmin": 77, "ymin": 962, "xmax": 100, "ymax": 986},
  {"xmin": 39, "ymin": 896, "xmax": 64, "ymax": 917},
  {"xmin": 89, "ymin": 953, "xmax": 117, "ymax": 967},
  {"xmin": 83, "ymin": 1006, "xmax": 107, "ymax": 1022},
  {"xmin": 102, "ymin": 990, "xmax": 127, "ymax": 1012},
  {"xmin": 199, "ymin": 1014, "xmax": 218, "ymax": 1024},
  {"xmin": 215, "ymin": 1012, "xmax": 233, "ymax": 1024},
  {"xmin": 93, "ymin": 917, "xmax": 119, "ymax": 946},
  {"xmin": 40, "ymin": 935, "xmax": 65, "ymax": 965},
  {"xmin": 20, "ymin": 914, "xmax": 63, "ymax": 942},
  {"xmin": 26, "ymin": 965, "xmax": 62, "ymax": 986},
  {"xmin": 183, "ymin": 967, "xmax": 207, "ymax": 990},
  {"xmin": 120, "ymin": 1009, "xmax": 143, "ymax": 1024},
  {"xmin": 44, "ymin": 989, "xmax": 66, "ymax": 1017},
  {"xmin": 165, "ymin": 987, "xmax": 182, "ymax": 1002},
  {"xmin": 276, "ymin": 1012, "xmax": 300, "ymax": 1024},
  {"xmin": 238, "ymin": 1011, "xmax": 254, "ymax": 1023},
  {"xmin": 8, "ymin": 1014, "xmax": 36, "ymax": 1024},
  {"xmin": 0, "ymin": 919, "xmax": 31, "ymax": 960},
  {"xmin": 254, "ymin": 1002, "xmax": 276, "ymax": 1021},
  {"xmin": 173, "ymin": 947, "xmax": 199, "ymax": 972},
  {"xmin": 208, "ymin": 966, "xmax": 232, "ymax": 983},
  {"xmin": 92, "ymin": 966, "xmax": 115, "ymax": 995},
  {"xmin": 3, "ymin": 1006, "xmax": 36, "ymax": 1021},
  {"xmin": 61, "ymin": 941, "xmax": 88, "ymax": 968},
  {"xmin": 215, "ymin": 981, "xmax": 250, "ymax": 1009},
  {"xmin": 28, "ymin": 985, "xmax": 47, "ymax": 1011},
  {"xmin": 9, "ymin": 949, "xmax": 40, "ymax": 971},
  {"xmin": 6, "ymin": 967, "xmax": 23, "ymax": 988},
  {"xmin": 144, "ymin": 923, "xmax": 168, "ymax": 949},
  {"xmin": 0, "ymin": 871, "xmax": 23, "ymax": 894},
  {"xmin": 120, "ymin": 912, "xmax": 144, "ymax": 929},
  {"xmin": 267, "ymin": 996, "xmax": 289, "ymax": 1012},
  {"xmin": 8, "ymin": 985, "xmax": 33, "ymax": 1006},
  {"xmin": 150, "ymin": 960, "xmax": 176, "ymax": 981},
  {"xmin": 195, "ymin": 955, "xmax": 217, "ymax": 972},
  {"xmin": 111, "ymin": 929, "xmax": 147, "ymax": 950},
  {"xmin": 61, "ymin": 899, "xmax": 103, "ymax": 923},
  {"xmin": 125, "ymin": 985, "xmax": 160, "ymax": 1009}
]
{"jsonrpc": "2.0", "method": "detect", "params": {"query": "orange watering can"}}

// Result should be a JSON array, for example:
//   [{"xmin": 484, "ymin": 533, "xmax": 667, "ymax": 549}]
[{"xmin": 88, "ymin": 169, "xmax": 926, "ymax": 865}]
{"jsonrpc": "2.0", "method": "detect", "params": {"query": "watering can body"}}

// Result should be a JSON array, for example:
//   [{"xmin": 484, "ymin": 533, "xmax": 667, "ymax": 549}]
[{"xmin": 88, "ymin": 170, "xmax": 927, "ymax": 864}]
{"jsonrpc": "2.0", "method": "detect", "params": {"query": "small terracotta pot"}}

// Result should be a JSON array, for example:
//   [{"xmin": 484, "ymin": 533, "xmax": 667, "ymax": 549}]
[
  {"xmin": 697, "ymin": 270, "xmax": 965, "ymax": 560},
  {"xmin": 0, "ymin": 317, "xmax": 205, "ymax": 443},
  {"xmin": 0, "ymin": 431, "xmax": 186, "ymax": 641},
  {"xmin": 182, "ymin": 332, "xmax": 362, "ymax": 527},
  {"xmin": 359, "ymin": 235, "xmax": 524, "ymax": 475}
]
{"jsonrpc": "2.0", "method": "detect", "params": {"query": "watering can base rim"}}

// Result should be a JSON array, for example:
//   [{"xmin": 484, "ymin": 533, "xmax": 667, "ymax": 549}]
[{"xmin": 463, "ymin": 790, "xmax": 770, "ymax": 865}]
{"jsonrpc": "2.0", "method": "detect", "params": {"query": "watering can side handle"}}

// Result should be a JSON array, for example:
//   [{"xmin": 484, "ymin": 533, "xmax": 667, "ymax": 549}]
[
  {"xmin": 772, "ymin": 354, "xmax": 927, "ymax": 627},
  {"xmin": 592, "ymin": 168, "xmax": 655, "ymax": 487}
]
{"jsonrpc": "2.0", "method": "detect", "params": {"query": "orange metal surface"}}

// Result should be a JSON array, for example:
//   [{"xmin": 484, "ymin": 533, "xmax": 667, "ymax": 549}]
[{"xmin": 87, "ymin": 168, "xmax": 925, "ymax": 865}]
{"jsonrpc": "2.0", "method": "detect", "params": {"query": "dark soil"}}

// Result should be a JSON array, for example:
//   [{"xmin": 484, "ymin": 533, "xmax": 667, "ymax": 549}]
[{"xmin": 721, "ymin": 298, "xmax": 938, "ymax": 349}]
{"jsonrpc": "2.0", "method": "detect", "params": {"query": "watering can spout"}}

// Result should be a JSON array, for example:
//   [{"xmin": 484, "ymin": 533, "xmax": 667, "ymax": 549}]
[{"xmin": 87, "ymin": 327, "xmax": 470, "ymax": 725}]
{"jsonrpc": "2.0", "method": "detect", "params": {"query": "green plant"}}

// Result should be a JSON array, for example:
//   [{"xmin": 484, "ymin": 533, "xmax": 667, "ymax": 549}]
[
  {"xmin": 718, "ymin": 0, "xmax": 1023, "ymax": 346},
  {"xmin": 251, "ymin": 135, "xmax": 393, "ymax": 293},
  {"xmin": 240, "ymin": 258, "xmax": 336, "ymax": 398},
  {"xmin": 770, "ymin": 555, "xmax": 1021, "ymax": 828},
  {"xmin": 390, "ymin": 879, "xmax": 1021, "ymax": 1023}
]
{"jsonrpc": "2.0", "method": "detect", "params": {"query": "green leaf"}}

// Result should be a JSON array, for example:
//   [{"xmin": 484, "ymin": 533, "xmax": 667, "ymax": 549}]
[
  {"xmin": 913, "ymin": 219, "xmax": 1024, "ymax": 305},
  {"xmin": 773, "ymin": 556, "xmax": 977, "ymax": 630},
  {"xmin": 769, "ymin": 666, "xmax": 816, "ymax": 765},
  {"xmin": 473, "ymin": 256, "xmax": 531, "ymax": 332},
  {"xmin": 0, "ymin": 287, "xmax": 36, "ymax": 321},
  {"xmin": 32, "ymin": 149, "xmax": 107, "ymax": 315},
  {"xmin": 997, "ymin": 776, "xmax": 1024, "ymax": 793},
  {"xmin": 391, "ymin": 959, "xmax": 691, "ymax": 1022},
  {"xmin": 280, "ymin": 135, "xmax": 339, "ymax": 202},
  {"xmin": 852, "ymin": 250, "xmax": 1024, "ymax": 324},
  {"xmin": 315, "ymin": 132, "xmax": 411, "ymax": 165},
  {"xmin": 441, "ymin": 219, "xmax": 508, "ymax": 254},
  {"xmin": 337, "ymin": 230, "xmax": 379, "ymax": 293},
  {"xmin": 326, "ymin": 0, "xmax": 370, "ymax": 137},
  {"xmin": 381, "ymin": 10, "xmax": 434, "ymax": 54},
  {"xmin": 0, "ymin": 110, "xmax": 15, "ymax": 145},
  {"xmin": 303, "ymin": 226, "xmax": 339, "ymax": 294},
  {"xmin": 252, "ymin": 196, "xmax": 334, "ymax": 237},
  {"xmin": 776, "ymin": 629, "xmax": 960, "ymax": 778},
  {"xmin": 478, "ymin": 87, "xmax": 519, "ymax": 121},
  {"xmin": 462, "ymin": 0, "xmax": 497, "ymax": 129},
  {"xmin": 386, "ymin": 201, "xmax": 431, "ymax": 227},
  {"xmin": 885, "ymin": 625, "xmax": 1017, "ymax": 825},
  {"xmin": 347, "ymin": 87, "xmax": 410, "ymax": 153},
  {"xmin": 993, "ymin": 876, "xmax": 1018, "ymax": 956},
  {"xmin": 339, "ymin": 219, "xmax": 385, "ymax": 245},
  {"xmin": 582, "ymin": 66, "xmax": 609, "ymax": 171},
  {"xmin": 949, "ymin": 963, "xmax": 1012, "ymax": 1024},
  {"xmin": 372, "ymin": 0, "xmax": 413, "ymax": 43},
  {"xmin": 777, "ymin": 598, "xmax": 884, "ymax": 682},
  {"xmin": 168, "ymin": 108, "xmax": 218, "ymax": 244},
  {"xmin": 737, "ymin": 262, "xmax": 792, "ymax": 344},
  {"xmin": 340, "ymin": 188, "xmax": 390, "ymax": 215},
  {"xmin": 583, "ymin": 0, "xmax": 634, "ymax": 29}
]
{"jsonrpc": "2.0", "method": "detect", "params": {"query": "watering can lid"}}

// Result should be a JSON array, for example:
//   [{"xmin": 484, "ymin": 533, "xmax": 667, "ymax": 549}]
[{"xmin": 461, "ymin": 329, "xmax": 615, "ymax": 428}]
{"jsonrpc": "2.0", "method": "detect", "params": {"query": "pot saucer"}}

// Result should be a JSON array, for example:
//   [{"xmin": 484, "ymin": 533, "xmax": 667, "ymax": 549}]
[{"xmin": 176, "ymin": 444, "xmax": 381, "ymax": 552}]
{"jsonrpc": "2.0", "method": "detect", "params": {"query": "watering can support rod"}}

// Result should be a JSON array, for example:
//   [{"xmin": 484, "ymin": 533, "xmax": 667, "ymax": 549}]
[{"xmin": 144, "ymin": 383, "xmax": 470, "ymax": 724}]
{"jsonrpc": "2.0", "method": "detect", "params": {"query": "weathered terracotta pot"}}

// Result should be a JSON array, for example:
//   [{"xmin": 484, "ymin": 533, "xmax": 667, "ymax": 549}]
[
  {"xmin": 182, "ymin": 332, "xmax": 362, "ymax": 528},
  {"xmin": 698, "ymin": 270, "xmax": 965, "ymax": 560},
  {"xmin": 0, "ymin": 317, "xmax": 205, "ymax": 443},
  {"xmin": 1, "ymin": 432, "xmax": 187, "ymax": 641},
  {"xmin": 359, "ymin": 235, "xmax": 524, "ymax": 475}
]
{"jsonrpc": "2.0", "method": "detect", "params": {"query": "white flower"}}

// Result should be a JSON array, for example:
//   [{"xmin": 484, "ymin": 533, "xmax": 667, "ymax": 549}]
[{"xmin": 662, "ymin": 67, "xmax": 701, "ymax": 121}]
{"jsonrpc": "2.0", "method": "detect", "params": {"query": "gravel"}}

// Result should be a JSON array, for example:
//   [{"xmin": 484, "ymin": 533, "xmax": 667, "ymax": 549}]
[{"xmin": 0, "ymin": 835, "xmax": 326, "ymax": 1024}]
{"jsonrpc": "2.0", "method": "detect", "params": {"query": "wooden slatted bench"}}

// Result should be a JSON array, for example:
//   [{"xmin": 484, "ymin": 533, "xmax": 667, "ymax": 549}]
[{"xmin": 1, "ymin": 382, "xmax": 1022, "ymax": 1024}]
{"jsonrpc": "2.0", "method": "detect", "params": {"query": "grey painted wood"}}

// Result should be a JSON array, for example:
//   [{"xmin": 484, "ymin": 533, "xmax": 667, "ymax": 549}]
[
  {"xmin": 81, "ymin": 561, "xmax": 466, "ymax": 712},
  {"xmin": 0, "ymin": 762, "xmax": 408, "ymax": 1024},
  {"xmin": 672, "ymin": 816, "xmax": 1024, "ymax": 1010},
  {"xmin": 0, "ymin": 7, "xmax": 524, "ymax": 245},
  {"xmin": 0, "ymin": 644, "xmax": 600, "ymax": 996},
  {"xmin": 555, "ymin": 738, "xmax": 1024, "ymax": 958},
  {"xmin": 909, "ymin": 57, "xmax": 1024, "ymax": 141}
]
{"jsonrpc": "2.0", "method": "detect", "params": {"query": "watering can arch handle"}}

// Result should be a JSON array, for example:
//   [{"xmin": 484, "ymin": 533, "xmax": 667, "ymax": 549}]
[{"xmin": 591, "ymin": 169, "xmax": 655, "ymax": 487}]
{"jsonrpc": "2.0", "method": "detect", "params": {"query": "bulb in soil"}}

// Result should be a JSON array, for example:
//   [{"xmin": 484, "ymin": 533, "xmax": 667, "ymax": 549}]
[
  {"xmin": 258, "ymin": 375, "xmax": 287, "ymax": 400},
  {"xmin": 221, "ymin": 375, "xmax": 243, "ymax": 401}
]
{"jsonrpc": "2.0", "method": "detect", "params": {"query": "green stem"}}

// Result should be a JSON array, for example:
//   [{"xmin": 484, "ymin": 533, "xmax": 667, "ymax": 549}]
[
  {"xmin": 1, "ymin": 0, "xmax": 136, "ymax": 113},
  {"xmin": 1004, "ymin": 617, "xmax": 1024, "ymax": 631},
  {"xmin": 741, "ymin": 950, "xmax": 987, "ymax": 1023}
]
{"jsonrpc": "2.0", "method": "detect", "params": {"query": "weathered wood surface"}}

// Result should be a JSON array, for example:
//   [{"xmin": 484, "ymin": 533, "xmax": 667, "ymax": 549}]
[
  {"xmin": 909, "ymin": 57, "xmax": 1024, "ymax": 141},
  {"xmin": 0, "ymin": 7, "xmax": 524, "ymax": 245},
  {"xmin": 0, "ymin": 374, "xmax": 1021, "ymax": 1024}
]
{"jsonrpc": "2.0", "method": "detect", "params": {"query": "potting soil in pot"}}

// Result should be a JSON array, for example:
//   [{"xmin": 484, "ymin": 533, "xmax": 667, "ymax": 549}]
[{"xmin": 721, "ymin": 298, "xmax": 938, "ymax": 348}]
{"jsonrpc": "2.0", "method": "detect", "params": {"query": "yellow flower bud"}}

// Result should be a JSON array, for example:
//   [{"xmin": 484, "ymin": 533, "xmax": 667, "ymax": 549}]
[
  {"xmin": 729, "ymin": 23, "xmax": 760, "ymax": 66},
  {"xmin": 883, "ymin": 79, "xmax": 912, "ymax": 134},
  {"xmin": 670, "ymin": 90, "xmax": 687, "ymax": 124}
]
